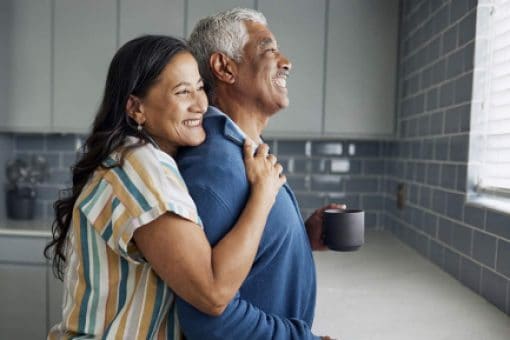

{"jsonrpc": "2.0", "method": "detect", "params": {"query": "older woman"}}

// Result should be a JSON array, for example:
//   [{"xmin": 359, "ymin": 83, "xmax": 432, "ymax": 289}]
[{"xmin": 45, "ymin": 35, "xmax": 285, "ymax": 339}]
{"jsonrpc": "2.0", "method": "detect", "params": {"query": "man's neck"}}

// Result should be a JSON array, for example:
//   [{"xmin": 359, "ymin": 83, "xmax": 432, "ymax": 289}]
[{"xmin": 213, "ymin": 97, "xmax": 268, "ymax": 144}]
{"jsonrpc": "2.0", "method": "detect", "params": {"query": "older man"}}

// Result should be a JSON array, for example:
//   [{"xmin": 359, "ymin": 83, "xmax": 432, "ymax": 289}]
[{"xmin": 176, "ymin": 8, "xmax": 339, "ymax": 340}]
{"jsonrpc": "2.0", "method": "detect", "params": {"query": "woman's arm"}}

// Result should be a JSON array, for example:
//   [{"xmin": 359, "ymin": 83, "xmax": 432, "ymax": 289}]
[{"xmin": 133, "ymin": 141, "xmax": 285, "ymax": 316}]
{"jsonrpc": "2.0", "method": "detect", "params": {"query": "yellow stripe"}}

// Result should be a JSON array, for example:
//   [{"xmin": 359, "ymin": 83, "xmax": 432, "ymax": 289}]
[
  {"xmin": 104, "ymin": 246, "xmax": 119, "ymax": 330},
  {"xmin": 94, "ymin": 194, "xmax": 113, "ymax": 233},
  {"xmin": 115, "ymin": 267, "xmax": 143, "ymax": 340},
  {"xmin": 157, "ymin": 314, "xmax": 168, "ymax": 340},
  {"xmin": 67, "ymin": 209, "xmax": 85, "ymax": 331},
  {"xmin": 127, "ymin": 152, "xmax": 167, "ymax": 213},
  {"xmin": 138, "ymin": 273, "xmax": 158, "ymax": 338},
  {"xmin": 104, "ymin": 170, "xmax": 143, "ymax": 218}
]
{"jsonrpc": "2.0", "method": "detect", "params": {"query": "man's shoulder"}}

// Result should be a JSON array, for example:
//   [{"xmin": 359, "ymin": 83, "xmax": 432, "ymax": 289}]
[{"xmin": 177, "ymin": 129, "xmax": 245, "ymax": 187}]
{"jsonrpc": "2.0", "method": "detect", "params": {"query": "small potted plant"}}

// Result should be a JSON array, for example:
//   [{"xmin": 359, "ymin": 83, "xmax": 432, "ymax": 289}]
[{"xmin": 5, "ymin": 155, "xmax": 48, "ymax": 220}]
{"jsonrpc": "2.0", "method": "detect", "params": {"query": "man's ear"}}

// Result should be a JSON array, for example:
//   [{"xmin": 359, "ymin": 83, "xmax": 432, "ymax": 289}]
[
  {"xmin": 210, "ymin": 52, "xmax": 237, "ymax": 84},
  {"xmin": 126, "ymin": 95, "xmax": 146, "ymax": 125}
]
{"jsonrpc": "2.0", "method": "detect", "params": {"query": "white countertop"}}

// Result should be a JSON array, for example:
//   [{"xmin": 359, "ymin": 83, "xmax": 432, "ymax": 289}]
[
  {"xmin": 312, "ymin": 230, "xmax": 510, "ymax": 340},
  {"xmin": 0, "ymin": 219, "xmax": 52, "ymax": 237}
]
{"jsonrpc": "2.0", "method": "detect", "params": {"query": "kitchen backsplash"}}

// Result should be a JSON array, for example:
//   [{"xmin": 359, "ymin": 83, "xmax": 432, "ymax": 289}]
[{"xmin": 1, "ymin": 132, "xmax": 387, "ymax": 230}]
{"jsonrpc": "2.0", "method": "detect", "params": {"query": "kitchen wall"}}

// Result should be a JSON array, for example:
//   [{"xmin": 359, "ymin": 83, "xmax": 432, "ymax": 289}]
[
  {"xmin": 1, "ymin": 0, "xmax": 509, "ymax": 316},
  {"xmin": 384, "ymin": 0, "xmax": 510, "ymax": 315},
  {"xmin": 4, "ymin": 134, "xmax": 80, "ymax": 220},
  {"xmin": 5, "ymin": 134, "xmax": 386, "ymax": 230},
  {"xmin": 0, "ymin": 133, "xmax": 13, "ymax": 219}
]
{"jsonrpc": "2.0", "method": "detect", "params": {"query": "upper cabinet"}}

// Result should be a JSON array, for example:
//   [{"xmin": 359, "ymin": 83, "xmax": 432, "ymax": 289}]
[
  {"xmin": 0, "ymin": 0, "xmax": 52, "ymax": 132},
  {"xmin": 260, "ymin": 0, "xmax": 326, "ymax": 137},
  {"xmin": 0, "ymin": 0, "xmax": 399, "ymax": 139},
  {"xmin": 119, "ymin": 0, "xmax": 185, "ymax": 45},
  {"xmin": 324, "ymin": 0, "xmax": 399, "ymax": 138},
  {"xmin": 53, "ymin": 0, "xmax": 117, "ymax": 133}
]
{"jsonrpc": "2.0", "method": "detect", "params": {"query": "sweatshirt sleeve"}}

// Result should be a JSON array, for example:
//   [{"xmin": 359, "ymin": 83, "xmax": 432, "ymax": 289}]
[
  {"xmin": 176, "ymin": 184, "xmax": 320, "ymax": 340},
  {"xmin": 176, "ymin": 293, "xmax": 320, "ymax": 340}
]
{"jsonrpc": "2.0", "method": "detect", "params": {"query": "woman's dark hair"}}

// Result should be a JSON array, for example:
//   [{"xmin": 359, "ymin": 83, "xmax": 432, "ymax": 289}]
[{"xmin": 44, "ymin": 35, "xmax": 191, "ymax": 280}]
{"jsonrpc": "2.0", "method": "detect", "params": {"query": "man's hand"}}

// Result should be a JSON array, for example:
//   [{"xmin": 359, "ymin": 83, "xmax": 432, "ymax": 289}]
[{"xmin": 305, "ymin": 203, "xmax": 346, "ymax": 250}]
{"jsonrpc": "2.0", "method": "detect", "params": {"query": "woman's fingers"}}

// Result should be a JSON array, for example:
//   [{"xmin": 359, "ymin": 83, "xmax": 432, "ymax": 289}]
[
  {"xmin": 267, "ymin": 154, "xmax": 277, "ymax": 165},
  {"xmin": 255, "ymin": 143, "xmax": 270, "ymax": 158},
  {"xmin": 243, "ymin": 140, "xmax": 255, "ymax": 161}
]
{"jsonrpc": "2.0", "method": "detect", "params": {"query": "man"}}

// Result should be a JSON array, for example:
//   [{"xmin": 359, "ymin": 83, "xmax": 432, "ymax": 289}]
[{"xmin": 176, "ymin": 8, "xmax": 340, "ymax": 339}]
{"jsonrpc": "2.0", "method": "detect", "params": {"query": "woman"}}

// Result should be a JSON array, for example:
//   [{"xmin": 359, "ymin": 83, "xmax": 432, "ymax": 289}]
[{"xmin": 45, "ymin": 35, "xmax": 285, "ymax": 339}]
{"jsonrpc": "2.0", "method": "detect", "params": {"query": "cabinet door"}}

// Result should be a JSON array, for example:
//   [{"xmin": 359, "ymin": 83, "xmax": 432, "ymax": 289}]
[
  {"xmin": 324, "ymin": 0, "xmax": 398, "ymax": 138},
  {"xmin": 186, "ymin": 0, "xmax": 255, "ymax": 36},
  {"xmin": 53, "ymin": 0, "xmax": 117, "ymax": 133},
  {"xmin": 259, "ymin": 0, "xmax": 325, "ymax": 137},
  {"xmin": 0, "ymin": 263, "xmax": 47, "ymax": 339},
  {"xmin": 0, "ymin": 0, "xmax": 52, "ymax": 132},
  {"xmin": 119, "ymin": 0, "xmax": 185, "ymax": 46},
  {"xmin": 48, "ymin": 266, "xmax": 64, "ymax": 330}
]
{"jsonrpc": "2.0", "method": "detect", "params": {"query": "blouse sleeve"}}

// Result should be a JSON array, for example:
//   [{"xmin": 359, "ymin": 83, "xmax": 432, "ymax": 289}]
[{"xmin": 78, "ymin": 145, "xmax": 202, "ymax": 264}]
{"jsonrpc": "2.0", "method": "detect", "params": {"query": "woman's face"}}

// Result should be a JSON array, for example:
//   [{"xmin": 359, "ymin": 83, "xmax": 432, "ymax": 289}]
[{"xmin": 135, "ymin": 51, "xmax": 208, "ymax": 155}]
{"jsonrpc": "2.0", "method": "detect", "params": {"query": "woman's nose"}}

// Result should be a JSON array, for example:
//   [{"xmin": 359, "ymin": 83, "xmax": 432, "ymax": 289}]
[{"xmin": 191, "ymin": 91, "xmax": 208, "ymax": 113}]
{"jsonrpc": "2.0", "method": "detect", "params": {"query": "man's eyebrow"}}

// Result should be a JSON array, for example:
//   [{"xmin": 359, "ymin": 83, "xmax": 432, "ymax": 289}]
[{"xmin": 259, "ymin": 37, "xmax": 276, "ymax": 48}]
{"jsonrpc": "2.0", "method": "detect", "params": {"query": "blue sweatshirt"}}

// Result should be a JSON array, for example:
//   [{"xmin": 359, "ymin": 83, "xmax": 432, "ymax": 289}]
[{"xmin": 176, "ymin": 107, "xmax": 319, "ymax": 340}]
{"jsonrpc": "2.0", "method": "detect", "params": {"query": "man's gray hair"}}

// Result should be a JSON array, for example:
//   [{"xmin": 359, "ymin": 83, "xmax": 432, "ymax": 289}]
[{"xmin": 188, "ymin": 8, "xmax": 267, "ymax": 99}]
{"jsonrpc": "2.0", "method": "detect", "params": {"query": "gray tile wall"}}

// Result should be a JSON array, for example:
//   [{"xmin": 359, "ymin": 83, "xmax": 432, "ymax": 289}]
[
  {"xmin": 0, "ymin": 133, "xmax": 14, "ymax": 219},
  {"xmin": 385, "ymin": 0, "xmax": 510, "ymax": 315},
  {"xmin": 268, "ymin": 140, "xmax": 385, "ymax": 229},
  {"xmin": 4, "ymin": 134, "xmax": 81, "ymax": 220},
  {"xmin": 3, "ymin": 134, "xmax": 386, "ymax": 230}
]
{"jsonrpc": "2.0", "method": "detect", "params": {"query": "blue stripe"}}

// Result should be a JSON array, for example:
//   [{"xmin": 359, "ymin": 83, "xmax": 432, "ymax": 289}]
[
  {"xmin": 101, "ymin": 198, "xmax": 119, "ymax": 241},
  {"xmin": 118, "ymin": 258, "xmax": 129, "ymax": 312},
  {"xmin": 78, "ymin": 179, "xmax": 106, "ymax": 213},
  {"xmin": 148, "ymin": 280, "xmax": 165, "ymax": 339},
  {"xmin": 112, "ymin": 167, "xmax": 152, "ymax": 211},
  {"xmin": 102, "ymin": 156, "xmax": 116, "ymax": 167},
  {"xmin": 101, "ymin": 221, "xmax": 113, "ymax": 241},
  {"xmin": 78, "ymin": 213, "xmax": 91, "ymax": 332},
  {"xmin": 167, "ymin": 301, "xmax": 175, "ymax": 339},
  {"xmin": 160, "ymin": 161, "xmax": 183, "ymax": 179}
]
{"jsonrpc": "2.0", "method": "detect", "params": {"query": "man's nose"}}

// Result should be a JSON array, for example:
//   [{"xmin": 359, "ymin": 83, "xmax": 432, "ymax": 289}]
[{"xmin": 278, "ymin": 53, "xmax": 292, "ymax": 72}]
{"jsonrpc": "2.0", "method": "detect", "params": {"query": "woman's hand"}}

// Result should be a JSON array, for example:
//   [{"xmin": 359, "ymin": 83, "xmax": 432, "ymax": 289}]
[{"xmin": 243, "ymin": 141, "xmax": 286, "ymax": 209}]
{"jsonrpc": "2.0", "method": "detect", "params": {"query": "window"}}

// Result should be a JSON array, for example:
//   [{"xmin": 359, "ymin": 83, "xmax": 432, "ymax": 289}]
[{"xmin": 469, "ymin": 0, "xmax": 510, "ymax": 211}]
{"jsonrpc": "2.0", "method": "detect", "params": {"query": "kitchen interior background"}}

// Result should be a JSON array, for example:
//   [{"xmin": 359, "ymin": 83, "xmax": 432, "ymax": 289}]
[{"xmin": 0, "ymin": 0, "xmax": 509, "ymax": 317}]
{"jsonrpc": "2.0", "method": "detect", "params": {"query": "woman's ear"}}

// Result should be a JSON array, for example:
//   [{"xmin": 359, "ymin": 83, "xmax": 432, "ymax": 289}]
[
  {"xmin": 126, "ymin": 95, "xmax": 146, "ymax": 125},
  {"xmin": 210, "ymin": 52, "xmax": 237, "ymax": 84}
]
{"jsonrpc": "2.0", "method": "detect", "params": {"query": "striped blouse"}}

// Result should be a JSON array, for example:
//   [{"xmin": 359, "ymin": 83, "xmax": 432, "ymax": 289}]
[{"xmin": 48, "ymin": 138, "xmax": 202, "ymax": 339}]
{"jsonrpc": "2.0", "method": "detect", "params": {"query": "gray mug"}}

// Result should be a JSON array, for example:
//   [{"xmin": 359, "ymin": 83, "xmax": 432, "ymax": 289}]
[{"xmin": 323, "ymin": 209, "xmax": 365, "ymax": 251}]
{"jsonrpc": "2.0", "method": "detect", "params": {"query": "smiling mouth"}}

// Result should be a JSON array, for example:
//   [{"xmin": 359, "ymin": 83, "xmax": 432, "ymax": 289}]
[
  {"xmin": 273, "ymin": 70, "xmax": 289, "ymax": 89},
  {"xmin": 183, "ymin": 119, "xmax": 202, "ymax": 127}
]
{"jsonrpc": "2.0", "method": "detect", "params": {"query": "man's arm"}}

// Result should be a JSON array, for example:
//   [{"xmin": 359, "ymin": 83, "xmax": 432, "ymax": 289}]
[
  {"xmin": 177, "ymin": 184, "xmax": 319, "ymax": 339},
  {"xmin": 176, "ymin": 293, "xmax": 318, "ymax": 340}
]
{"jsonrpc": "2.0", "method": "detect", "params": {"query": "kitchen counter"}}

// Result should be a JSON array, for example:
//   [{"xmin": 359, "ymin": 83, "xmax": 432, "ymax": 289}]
[
  {"xmin": 0, "ymin": 219, "xmax": 52, "ymax": 237},
  {"xmin": 312, "ymin": 230, "xmax": 510, "ymax": 340}
]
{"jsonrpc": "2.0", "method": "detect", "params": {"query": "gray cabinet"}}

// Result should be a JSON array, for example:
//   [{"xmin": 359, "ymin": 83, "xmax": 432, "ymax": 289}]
[
  {"xmin": 0, "ymin": 263, "xmax": 47, "ymax": 339},
  {"xmin": 0, "ymin": 0, "xmax": 52, "ymax": 132},
  {"xmin": 0, "ymin": 0, "xmax": 399, "ymax": 138},
  {"xmin": 324, "ymin": 0, "xmax": 398, "ymax": 138},
  {"xmin": 186, "ymin": 0, "xmax": 255, "ymax": 35},
  {"xmin": 0, "ymin": 234, "xmax": 64, "ymax": 338},
  {"xmin": 53, "ymin": 0, "xmax": 117, "ymax": 133},
  {"xmin": 260, "ymin": 0, "xmax": 326, "ymax": 136},
  {"xmin": 119, "ymin": 0, "xmax": 185, "ymax": 46}
]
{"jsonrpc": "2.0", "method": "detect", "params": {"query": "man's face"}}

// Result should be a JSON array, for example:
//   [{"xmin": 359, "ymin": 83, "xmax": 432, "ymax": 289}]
[{"xmin": 235, "ymin": 21, "xmax": 292, "ymax": 116}]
